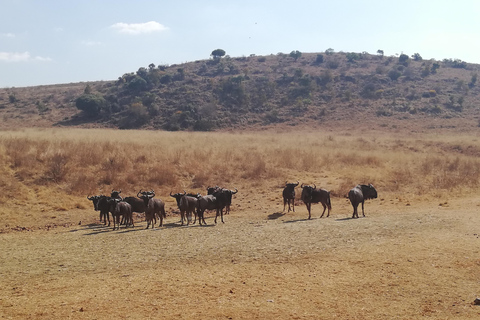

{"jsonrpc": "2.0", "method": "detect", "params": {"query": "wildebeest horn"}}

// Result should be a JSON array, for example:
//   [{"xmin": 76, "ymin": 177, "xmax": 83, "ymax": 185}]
[
  {"xmin": 313, "ymin": 184, "xmax": 316, "ymax": 189},
  {"xmin": 183, "ymin": 190, "xmax": 187, "ymax": 195},
  {"xmin": 301, "ymin": 183, "xmax": 304, "ymax": 188},
  {"xmin": 87, "ymin": 195, "xmax": 93, "ymax": 200},
  {"xmin": 232, "ymin": 188, "xmax": 238, "ymax": 194},
  {"xmin": 170, "ymin": 191, "xmax": 174, "ymax": 197},
  {"xmin": 137, "ymin": 189, "xmax": 143, "ymax": 197},
  {"xmin": 295, "ymin": 181, "xmax": 299, "ymax": 186}
]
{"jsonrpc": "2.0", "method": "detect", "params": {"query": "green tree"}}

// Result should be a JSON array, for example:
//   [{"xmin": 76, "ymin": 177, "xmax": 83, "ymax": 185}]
[
  {"xmin": 377, "ymin": 49, "xmax": 384, "ymax": 57},
  {"xmin": 75, "ymin": 94, "xmax": 107, "ymax": 116},
  {"xmin": 412, "ymin": 53, "xmax": 422, "ymax": 61},
  {"xmin": 289, "ymin": 50, "xmax": 302, "ymax": 61},
  {"xmin": 315, "ymin": 54, "xmax": 324, "ymax": 64},
  {"xmin": 399, "ymin": 53, "xmax": 409, "ymax": 63},
  {"xmin": 211, "ymin": 49, "xmax": 226, "ymax": 59},
  {"xmin": 325, "ymin": 48, "xmax": 335, "ymax": 55}
]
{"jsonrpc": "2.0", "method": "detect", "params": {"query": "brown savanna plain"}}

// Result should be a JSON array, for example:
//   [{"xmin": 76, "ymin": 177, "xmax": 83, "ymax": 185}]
[{"xmin": 1, "ymin": 127, "xmax": 480, "ymax": 319}]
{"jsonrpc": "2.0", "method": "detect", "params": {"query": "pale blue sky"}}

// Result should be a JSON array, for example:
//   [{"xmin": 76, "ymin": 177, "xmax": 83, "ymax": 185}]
[{"xmin": 1, "ymin": 0, "xmax": 479, "ymax": 87}]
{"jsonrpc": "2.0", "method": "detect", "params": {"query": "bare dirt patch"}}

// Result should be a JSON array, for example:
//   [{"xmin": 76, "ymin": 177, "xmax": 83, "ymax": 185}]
[{"xmin": 1, "ymin": 196, "xmax": 480, "ymax": 319}]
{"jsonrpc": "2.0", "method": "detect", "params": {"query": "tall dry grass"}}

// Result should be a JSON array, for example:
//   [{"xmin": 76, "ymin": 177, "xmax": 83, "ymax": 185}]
[{"xmin": 0, "ymin": 128, "xmax": 479, "ymax": 219}]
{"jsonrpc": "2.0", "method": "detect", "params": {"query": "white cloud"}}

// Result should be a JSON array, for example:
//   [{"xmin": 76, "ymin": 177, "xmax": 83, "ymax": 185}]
[
  {"xmin": 81, "ymin": 40, "xmax": 103, "ymax": 46},
  {"xmin": 1, "ymin": 33, "xmax": 15, "ymax": 38},
  {"xmin": 110, "ymin": 21, "xmax": 168, "ymax": 35},
  {"xmin": 0, "ymin": 51, "xmax": 52, "ymax": 62}
]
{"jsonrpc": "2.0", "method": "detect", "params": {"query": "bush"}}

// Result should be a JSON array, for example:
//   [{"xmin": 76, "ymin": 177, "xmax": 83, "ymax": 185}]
[
  {"xmin": 75, "ymin": 94, "xmax": 107, "ymax": 116},
  {"xmin": 388, "ymin": 69, "xmax": 402, "ymax": 81}
]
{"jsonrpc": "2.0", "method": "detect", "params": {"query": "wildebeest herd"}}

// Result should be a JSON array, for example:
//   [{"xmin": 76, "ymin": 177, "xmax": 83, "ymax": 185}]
[{"xmin": 88, "ymin": 183, "xmax": 377, "ymax": 230}]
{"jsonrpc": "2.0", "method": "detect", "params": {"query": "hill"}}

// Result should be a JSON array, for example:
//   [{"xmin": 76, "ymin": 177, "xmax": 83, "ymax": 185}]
[{"xmin": 1, "ymin": 51, "xmax": 480, "ymax": 132}]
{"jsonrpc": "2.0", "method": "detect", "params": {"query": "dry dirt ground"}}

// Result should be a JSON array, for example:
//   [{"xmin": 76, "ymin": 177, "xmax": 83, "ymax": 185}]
[{"xmin": 1, "ymin": 193, "xmax": 480, "ymax": 319}]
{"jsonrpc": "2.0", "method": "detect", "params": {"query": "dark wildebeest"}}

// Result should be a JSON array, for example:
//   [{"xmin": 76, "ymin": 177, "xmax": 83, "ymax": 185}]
[
  {"xmin": 87, "ymin": 195, "xmax": 106, "ymax": 224},
  {"xmin": 207, "ymin": 186, "xmax": 238, "ymax": 215},
  {"xmin": 300, "ymin": 184, "xmax": 332, "ymax": 219},
  {"xmin": 107, "ymin": 198, "xmax": 133, "ymax": 230},
  {"xmin": 282, "ymin": 181, "xmax": 299, "ymax": 212},
  {"xmin": 348, "ymin": 184, "xmax": 378, "ymax": 218},
  {"xmin": 137, "ymin": 189, "xmax": 166, "ymax": 229},
  {"xmin": 170, "ymin": 191, "xmax": 199, "ymax": 225},
  {"xmin": 196, "ymin": 194, "xmax": 218, "ymax": 225},
  {"xmin": 88, "ymin": 195, "xmax": 112, "ymax": 226}
]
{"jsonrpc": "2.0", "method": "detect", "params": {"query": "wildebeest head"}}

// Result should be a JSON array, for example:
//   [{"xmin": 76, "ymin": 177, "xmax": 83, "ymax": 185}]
[
  {"xmin": 361, "ymin": 184, "xmax": 378, "ymax": 200},
  {"xmin": 207, "ymin": 186, "xmax": 220, "ymax": 195},
  {"xmin": 300, "ymin": 184, "xmax": 316, "ymax": 201},
  {"xmin": 110, "ymin": 189, "xmax": 122, "ymax": 200},
  {"xmin": 137, "ymin": 189, "xmax": 155, "ymax": 204},
  {"xmin": 170, "ymin": 190, "xmax": 187, "ymax": 206},
  {"xmin": 285, "ymin": 181, "xmax": 299, "ymax": 189},
  {"xmin": 87, "ymin": 195, "xmax": 101, "ymax": 210}
]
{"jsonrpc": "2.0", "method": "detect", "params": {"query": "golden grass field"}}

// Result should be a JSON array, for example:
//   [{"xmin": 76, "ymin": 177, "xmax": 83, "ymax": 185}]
[{"xmin": 1, "ymin": 127, "xmax": 480, "ymax": 319}]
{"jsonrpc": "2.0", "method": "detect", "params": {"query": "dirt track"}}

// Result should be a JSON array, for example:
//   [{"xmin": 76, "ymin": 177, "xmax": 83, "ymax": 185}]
[{"xmin": 1, "ymin": 196, "xmax": 480, "ymax": 319}]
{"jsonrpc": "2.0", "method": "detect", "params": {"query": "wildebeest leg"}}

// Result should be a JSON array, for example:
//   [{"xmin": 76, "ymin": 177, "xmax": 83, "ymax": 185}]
[
  {"xmin": 320, "ymin": 203, "xmax": 327, "ymax": 218},
  {"xmin": 292, "ymin": 199, "xmax": 295, "ymax": 212},
  {"xmin": 306, "ymin": 202, "xmax": 312, "ymax": 220},
  {"xmin": 361, "ymin": 201, "xmax": 365, "ymax": 217},
  {"xmin": 283, "ymin": 199, "xmax": 287, "ymax": 212},
  {"xmin": 352, "ymin": 203, "xmax": 358, "ymax": 219}
]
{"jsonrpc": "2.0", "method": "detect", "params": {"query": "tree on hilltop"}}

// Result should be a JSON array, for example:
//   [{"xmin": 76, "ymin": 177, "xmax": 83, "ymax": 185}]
[{"xmin": 211, "ymin": 49, "xmax": 226, "ymax": 59}]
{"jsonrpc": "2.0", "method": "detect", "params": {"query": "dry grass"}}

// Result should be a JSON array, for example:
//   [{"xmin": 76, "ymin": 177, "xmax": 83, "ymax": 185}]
[{"xmin": 0, "ymin": 128, "xmax": 480, "ymax": 228}]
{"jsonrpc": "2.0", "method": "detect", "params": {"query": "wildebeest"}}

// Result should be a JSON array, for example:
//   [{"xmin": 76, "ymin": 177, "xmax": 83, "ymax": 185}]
[
  {"xmin": 170, "ymin": 191, "xmax": 199, "ymax": 225},
  {"xmin": 282, "ymin": 181, "xmax": 299, "ymax": 212},
  {"xmin": 348, "ymin": 184, "xmax": 378, "ymax": 218},
  {"xmin": 87, "ymin": 195, "xmax": 111, "ymax": 226},
  {"xmin": 137, "ymin": 189, "xmax": 166, "ymax": 229},
  {"xmin": 300, "ymin": 184, "xmax": 332, "ymax": 219},
  {"xmin": 207, "ymin": 186, "xmax": 238, "ymax": 215},
  {"xmin": 108, "ymin": 198, "xmax": 133, "ymax": 230},
  {"xmin": 196, "ymin": 194, "xmax": 219, "ymax": 225}
]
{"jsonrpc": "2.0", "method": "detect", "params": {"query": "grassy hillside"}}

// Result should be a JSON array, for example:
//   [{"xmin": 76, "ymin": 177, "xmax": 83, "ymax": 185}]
[{"xmin": 1, "ymin": 51, "xmax": 480, "ymax": 131}]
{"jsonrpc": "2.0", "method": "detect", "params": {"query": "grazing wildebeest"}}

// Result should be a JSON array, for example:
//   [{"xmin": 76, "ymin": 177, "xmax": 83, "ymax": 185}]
[
  {"xmin": 170, "ymin": 191, "xmax": 199, "ymax": 225},
  {"xmin": 207, "ymin": 186, "xmax": 238, "ymax": 215},
  {"xmin": 108, "ymin": 198, "xmax": 133, "ymax": 230},
  {"xmin": 282, "ymin": 181, "xmax": 299, "ymax": 212},
  {"xmin": 137, "ymin": 189, "xmax": 166, "ymax": 229},
  {"xmin": 348, "ymin": 184, "xmax": 378, "ymax": 218},
  {"xmin": 300, "ymin": 184, "xmax": 332, "ymax": 219},
  {"xmin": 88, "ymin": 195, "xmax": 112, "ymax": 226}
]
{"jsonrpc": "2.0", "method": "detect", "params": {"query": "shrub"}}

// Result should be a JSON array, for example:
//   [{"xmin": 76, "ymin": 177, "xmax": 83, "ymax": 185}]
[
  {"xmin": 75, "ymin": 94, "xmax": 107, "ymax": 116},
  {"xmin": 388, "ymin": 69, "xmax": 401, "ymax": 81}
]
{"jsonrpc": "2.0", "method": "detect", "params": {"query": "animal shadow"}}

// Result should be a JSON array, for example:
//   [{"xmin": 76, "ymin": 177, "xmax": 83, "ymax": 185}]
[{"xmin": 268, "ymin": 212, "xmax": 286, "ymax": 220}]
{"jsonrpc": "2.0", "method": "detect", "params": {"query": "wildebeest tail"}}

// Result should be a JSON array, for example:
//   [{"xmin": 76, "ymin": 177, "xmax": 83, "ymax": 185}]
[{"xmin": 327, "ymin": 192, "xmax": 332, "ymax": 210}]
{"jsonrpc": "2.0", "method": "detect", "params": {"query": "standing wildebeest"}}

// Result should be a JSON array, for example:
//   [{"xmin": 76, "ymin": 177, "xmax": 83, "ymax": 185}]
[
  {"xmin": 282, "ymin": 181, "xmax": 299, "ymax": 212},
  {"xmin": 207, "ymin": 186, "xmax": 238, "ymax": 215},
  {"xmin": 196, "ymin": 194, "xmax": 219, "ymax": 225},
  {"xmin": 88, "ymin": 195, "xmax": 111, "ymax": 226},
  {"xmin": 170, "ymin": 191, "xmax": 199, "ymax": 225},
  {"xmin": 348, "ymin": 184, "xmax": 378, "ymax": 218},
  {"xmin": 300, "ymin": 184, "xmax": 332, "ymax": 219},
  {"xmin": 108, "ymin": 198, "xmax": 133, "ymax": 230},
  {"xmin": 138, "ymin": 190, "xmax": 166, "ymax": 229}
]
